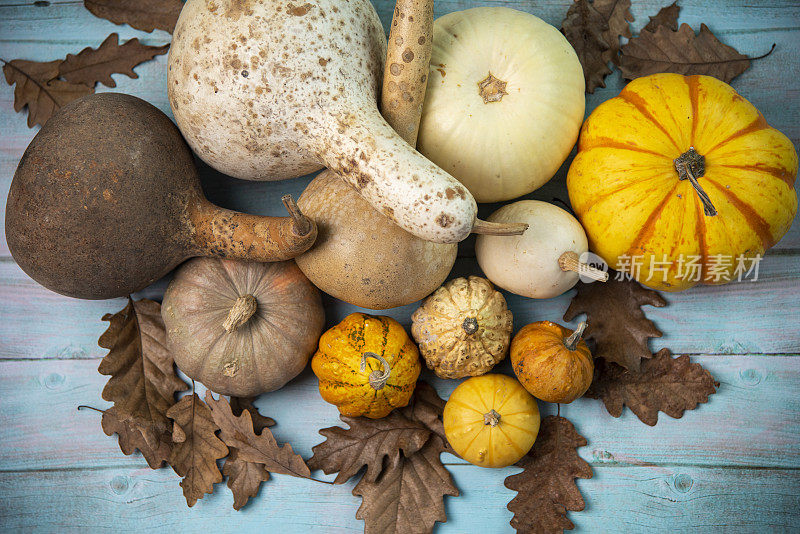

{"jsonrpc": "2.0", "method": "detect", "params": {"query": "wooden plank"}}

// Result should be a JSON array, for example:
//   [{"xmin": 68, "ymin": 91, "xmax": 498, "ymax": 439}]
[
  {"xmin": 0, "ymin": 463, "xmax": 796, "ymax": 532},
  {"xmin": 1, "ymin": 355, "xmax": 798, "ymax": 472},
  {"xmin": 2, "ymin": 249, "xmax": 799, "ymax": 360}
]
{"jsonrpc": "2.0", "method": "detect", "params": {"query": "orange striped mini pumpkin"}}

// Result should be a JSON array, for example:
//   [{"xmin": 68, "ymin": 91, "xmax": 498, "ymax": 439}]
[
  {"xmin": 311, "ymin": 313, "xmax": 421, "ymax": 419},
  {"xmin": 568, "ymin": 73, "xmax": 797, "ymax": 291}
]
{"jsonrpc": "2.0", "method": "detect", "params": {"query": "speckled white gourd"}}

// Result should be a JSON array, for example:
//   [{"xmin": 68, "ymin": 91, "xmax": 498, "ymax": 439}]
[{"xmin": 168, "ymin": 0, "xmax": 478, "ymax": 243}]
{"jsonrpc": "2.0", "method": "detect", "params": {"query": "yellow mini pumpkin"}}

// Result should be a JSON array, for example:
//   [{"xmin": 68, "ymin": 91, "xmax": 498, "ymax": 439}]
[
  {"xmin": 443, "ymin": 374, "xmax": 540, "ymax": 468},
  {"xmin": 568, "ymin": 73, "xmax": 798, "ymax": 291},
  {"xmin": 510, "ymin": 321, "xmax": 594, "ymax": 404},
  {"xmin": 311, "ymin": 313, "xmax": 421, "ymax": 419},
  {"xmin": 411, "ymin": 276, "xmax": 513, "ymax": 379}
]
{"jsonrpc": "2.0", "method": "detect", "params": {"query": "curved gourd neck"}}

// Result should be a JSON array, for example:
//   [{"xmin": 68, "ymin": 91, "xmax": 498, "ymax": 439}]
[
  {"xmin": 307, "ymin": 102, "xmax": 478, "ymax": 244},
  {"xmin": 186, "ymin": 195, "xmax": 316, "ymax": 261}
]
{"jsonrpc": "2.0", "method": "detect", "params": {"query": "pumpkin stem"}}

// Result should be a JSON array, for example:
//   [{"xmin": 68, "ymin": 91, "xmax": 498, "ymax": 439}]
[
  {"xmin": 558, "ymin": 251, "xmax": 609, "ymax": 282},
  {"xmin": 282, "ymin": 194, "xmax": 314, "ymax": 236},
  {"xmin": 674, "ymin": 147, "xmax": 717, "ymax": 217},
  {"xmin": 360, "ymin": 351, "xmax": 391, "ymax": 390},
  {"xmin": 471, "ymin": 218, "xmax": 528, "ymax": 236},
  {"xmin": 223, "ymin": 294, "xmax": 258, "ymax": 333},
  {"xmin": 483, "ymin": 409, "xmax": 501, "ymax": 427},
  {"xmin": 477, "ymin": 72, "xmax": 508, "ymax": 104},
  {"xmin": 564, "ymin": 321, "xmax": 588, "ymax": 351},
  {"xmin": 462, "ymin": 317, "xmax": 479, "ymax": 335}
]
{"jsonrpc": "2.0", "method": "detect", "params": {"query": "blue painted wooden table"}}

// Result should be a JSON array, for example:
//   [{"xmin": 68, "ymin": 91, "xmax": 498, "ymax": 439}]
[{"xmin": 1, "ymin": 0, "xmax": 798, "ymax": 532}]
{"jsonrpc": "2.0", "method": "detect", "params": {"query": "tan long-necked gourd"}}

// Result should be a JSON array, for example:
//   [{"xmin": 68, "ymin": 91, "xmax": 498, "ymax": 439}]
[
  {"xmin": 4, "ymin": 93, "xmax": 316, "ymax": 300},
  {"xmin": 167, "ymin": 0, "xmax": 525, "ymax": 243}
]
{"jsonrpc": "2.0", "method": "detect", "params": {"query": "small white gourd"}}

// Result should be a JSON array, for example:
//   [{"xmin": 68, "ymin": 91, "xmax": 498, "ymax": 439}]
[{"xmin": 476, "ymin": 200, "xmax": 607, "ymax": 299}]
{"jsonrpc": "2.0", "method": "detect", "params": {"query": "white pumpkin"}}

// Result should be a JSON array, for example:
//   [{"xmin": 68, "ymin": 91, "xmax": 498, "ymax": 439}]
[
  {"xmin": 417, "ymin": 7, "xmax": 585, "ymax": 203},
  {"xmin": 476, "ymin": 200, "xmax": 605, "ymax": 299}
]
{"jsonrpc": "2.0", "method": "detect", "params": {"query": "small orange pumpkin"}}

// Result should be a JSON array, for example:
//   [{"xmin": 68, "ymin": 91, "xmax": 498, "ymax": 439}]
[
  {"xmin": 568, "ymin": 73, "xmax": 798, "ymax": 291},
  {"xmin": 311, "ymin": 313, "xmax": 421, "ymax": 419},
  {"xmin": 510, "ymin": 321, "xmax": 593, "ymax": 403}
]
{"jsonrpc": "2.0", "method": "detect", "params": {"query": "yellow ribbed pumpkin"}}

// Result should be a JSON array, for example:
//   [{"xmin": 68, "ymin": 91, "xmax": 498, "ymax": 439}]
[
  {"xmin": 443, "ymin": 374, "xmax": 540, "ymax": 468},
  {"xmin": 311, "ymin": 313, "xmax": 421, "ymax": 419},
  {"xmin": 568, "ymin": 73, "xmax": 797, "ymax": 291}
]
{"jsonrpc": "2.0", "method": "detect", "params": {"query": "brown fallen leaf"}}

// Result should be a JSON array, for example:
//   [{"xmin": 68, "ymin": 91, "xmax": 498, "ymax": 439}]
[
  {"xmin": 98, "ymin": 298, "xmax": 188, "ymax": 448},
  {"xmin": 594, "ymin": 0, "xmax": 634, "ymax": 66},
  {"xmin": 619, "ymin": 23, "xmax": 774, "ymax": 83},
  {"xmin": 563, "ymin": 274, "xmax": 666, "ymax": 372},
  {"xmin": 101, "ymin": 405, "xmax": 172, "ymax": 469},
  {"xmin": 586, "ymin": 348, "xmax": 719, "ymax": 426},
  {"xmin": 308, "ymin": 411, "xmax": 431, "ymax": 484},
  {"xmin": 642, "ymin": 1, "xmax": 680, "ymax": 33},
  {"xmin": 84, "ymin": 0, "xmax": 184, "ymax": 34},
  {"xmin": 205, "ymin": 392, "xmax": 311, "ymax": 479},
  {"xmin": 223, "ymin": 448, "xmax": 271, "ymax": 511},
  {"xmin": 505, "ymin": 416, "xmax": 592, "ymax": 533},
  {"xmin": 230, "ymin": 396, "xmax": 275, "ymax": 434},
  {"xmin": 59, "ymin": 33, "xmax": 169, "ymax": 88},
  {"xmin": 561, "ymin": 0, "xmax": 612, "ymax": 93},
  {"xmin": 167, "ymin": 393, "xmax": 229, "ymax": 507},
  {"xmin": 224, "ymin": 396, "xmax": 275, "ymax": 510},
  {"xmin": 401, "ymin": 381, "xmax": 446, "ymax": 433},
  {"xmin": 353, "ymin": 433, "xmax": 458, "ymax": 534},
  {"xmin": 2, "ymin": 59, "xmax": 93, "ymax": 127}
]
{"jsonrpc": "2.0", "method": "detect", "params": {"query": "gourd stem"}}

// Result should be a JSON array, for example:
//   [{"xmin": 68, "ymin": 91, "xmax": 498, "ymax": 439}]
[
  {"xmin": 558, "ymin": 251, "xmax": 609, "ymax": 282},
  {"xmin": 683, "ymin": 164, "xmax": 717, "ymax": 217},
  {"xmin": 462, "ymin": 317, "xmax": 479, "ymax": 335},
  {"xmin": 483, "ymin": 409, "xmax": 501, "ymax": 427},
  {"xmin": 282, "ymin": 194, "xmax": 313, "ymax": 236},
  {"xmin": 223, "ymin": 294, "xmax": 258, "ymax": 333},
  {"xmin": 471, "ymin": 219, "xmax": 528, "ymax": 236},
  {"xmin": 564, "ymin": 321, "xmax": 588, "ymax": 351},
  {"xmin": 674, "ymin": 147, "xmax": 717, "ymax": 217},
  {"xmin": 361, "ymin": 351, "xmax": 391, "ymax": 390}
]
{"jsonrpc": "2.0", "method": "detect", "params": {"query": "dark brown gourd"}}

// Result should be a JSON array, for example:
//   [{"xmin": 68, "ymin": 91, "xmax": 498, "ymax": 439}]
[{"xmin": 4, "ymin": 93, "xmax": 316, "ymax": 300}]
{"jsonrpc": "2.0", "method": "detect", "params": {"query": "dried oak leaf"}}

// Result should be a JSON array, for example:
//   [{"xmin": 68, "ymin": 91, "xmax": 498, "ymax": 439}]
[
  {"xmin": 205, "ymin": 392, "xmax": 311, "ymax": 479},
  {"xmin": 101, "ymin": 405, "xmax": 172, "ymax": 469},
  {"xmin": 563, "ymin": 274, "xmax": 666, "ymax": 372},
  {"xmin": 594, "ymin": 0, "xmax": 634, "ymax": 66},
  {"xmin": 642, "ymin": 1, "xmax": 680, "ymax": 33},
  {"xmin": 353, "ymin": 433, "xmax": 458, "ymax": 534},
  {"xmin": 223, "ymin": 448, "xmax": 271, "ymax": 511},
  {"xmin": 586, "ymin": 348, "xmax": 718, "ymax": 426},
  {"xmin": 505, "ymin": 416, "xmax": 592, "ymax": 534},
  {"xmin": 230, "ymin": 396, "xmax": 276, "ymax": 434},
  {"xmin": 308, "ymin": 411, "xmax": 431, "ymax": 484},
  {"xmin": 98, "ymin": 298, "xmax": 188, "ymax": 448},
  {"xmin": 59, "ymin": 33, "xmax": 169, "ymax": 88},
  {"xmin": 223, "ymin": 396, "xmax": 275, "ymax": 510},
  {"xmin": 401, "ymin": 381, "xmax": 447, "ymax": 440},
  {"xmin": 619, "ymin": 23, "xmax": 773, "ymax": 83},
  {"xmin": 84, "ymin": 0, "xmax": 184, "ymax": 33},
  {"xmin": 2, "ymin": 59, "xmax": 93, "ymax": 127},
  {"xmin": 167, "ymin": 393, "xmax": 229, "ymax": 507},
  {"xmin": 562, "ymin": 0, "xmax": 611, "ymax": 93}
]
